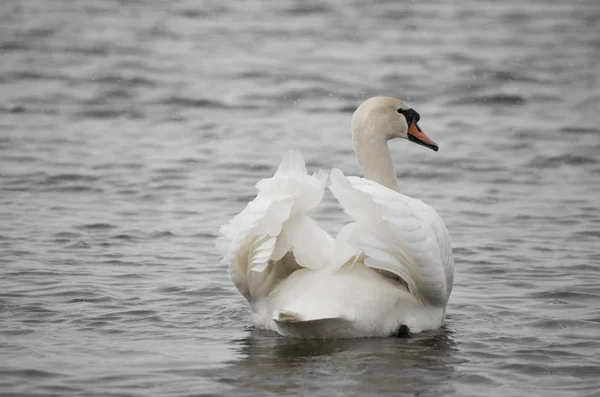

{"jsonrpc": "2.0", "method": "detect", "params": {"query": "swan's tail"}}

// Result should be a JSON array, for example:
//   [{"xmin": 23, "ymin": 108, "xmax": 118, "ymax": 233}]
[{"xmin": 273, "ymin": 311, "xmax": 357, "ymax": 339}]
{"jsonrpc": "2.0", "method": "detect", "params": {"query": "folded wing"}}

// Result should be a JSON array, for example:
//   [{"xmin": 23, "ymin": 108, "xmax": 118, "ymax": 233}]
[
  {"xmin": 329, "ymin": 168, "xmax": 454, "ymax": 307},
  {"xmin": 217, "ymin": 151, "xmax": 333, "ymax": 301}
]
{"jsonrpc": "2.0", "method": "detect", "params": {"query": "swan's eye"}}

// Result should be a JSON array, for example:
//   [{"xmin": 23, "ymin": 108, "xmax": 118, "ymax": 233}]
[{"xmin": 397, "ymin": 108, "xmax": 420, "ymax": 125}]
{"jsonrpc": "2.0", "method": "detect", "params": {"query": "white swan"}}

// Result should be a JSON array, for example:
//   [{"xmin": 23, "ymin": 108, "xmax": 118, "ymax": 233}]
[{"xmin": 217, "ymin": 96, "xmax": 454, "ymax": 338}]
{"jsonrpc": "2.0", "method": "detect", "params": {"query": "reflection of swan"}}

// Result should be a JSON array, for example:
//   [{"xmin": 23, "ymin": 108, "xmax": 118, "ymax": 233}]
[
  {"xmin": 238, "ymin": 326, "xmax": 457, "ymax": 360},
  {"xmin": 223, "ymin": 327, "xmax": 459, "ymax": 396},
  {"xmin": 217, "ymin": 97, "xmax": 454, "ymax": 338}
]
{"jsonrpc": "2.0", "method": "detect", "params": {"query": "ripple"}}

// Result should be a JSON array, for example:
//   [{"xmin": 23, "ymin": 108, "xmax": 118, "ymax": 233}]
[
  {"xmin": 150, "ymin": 231, "xmax": 177, "ymax": 238},
  {"xmin": 43, "ymin": 185, "xmax": 103, "ymax": 193},
  {"xmin": 0, "ymin": 328, "xmax": 36, "ymax": 336},
  {"xmin": 112, "ymin": 309, "xmax": 159, "ymax": 317},
  {"xmin": 41, "ymin": 173, "xmax": 98, "ymax": 184},
  {"xmin": 66, "ymin": 241, "xmax": 91, "ymax": 249},
  {"xmin": 0, "ymin": 104, "xmax": 27, "ymax": 113},
  {"xmin": 528, "ymin": 154, "xmax": 597, "ymax": 168},
  {"xmin": 283, "ymin": 3, "xmax": 332, "ymax": 15},
  {"xmin": 160, "ymin": 96, "xmax": 229, "ymax": 109},
  {"xmin": 66, "ymin": 296, "xmax": 114, "ymax": 304},
  {"xmin": 529, "ymin": 290, "xmax": 600, "ymax": 301},
  {"xmin": 111, "ymin": 234, "xmax": 138, "ymax": 241},
  {"xmin": 0, "ymin": 40, "xmax": 30, "ymax": 52},
  {"xmin": 95, "ymin": 74, "xmax": 156, "ymax": 87},
  {"xmin": 561, "ymin": 126, "xmax": 598, "ymax": 135},
  {"xmin": 75, "ymin": 223, "xmax": 118, "ymax": 230},
  {"xmin": 76, "ymin": 107, "xmax": 144, "ymax": 119},
  {"xmin": 450, "ymin": 94, "xmax": 526, "ymax": 106},
  {"xmin": 2, "ymin": 368, "xmax": 64, "ymax": 379}
]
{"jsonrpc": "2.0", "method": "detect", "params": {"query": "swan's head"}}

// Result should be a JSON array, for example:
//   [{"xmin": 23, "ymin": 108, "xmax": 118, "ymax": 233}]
[{"xmin": 351, "ymin": 96, "xmax": 438, "ymax": 151}]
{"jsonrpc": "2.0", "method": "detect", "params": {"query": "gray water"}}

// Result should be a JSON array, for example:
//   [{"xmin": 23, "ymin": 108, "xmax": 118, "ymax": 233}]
[{"xmin": 1, "ymin": 0, "xmax": 600, "ymax": 396}]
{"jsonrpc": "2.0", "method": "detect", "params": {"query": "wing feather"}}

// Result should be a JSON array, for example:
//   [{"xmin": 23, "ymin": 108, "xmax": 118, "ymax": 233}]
[
  {"xmin": 329, "ymin": 168, "xmax": 454, "ymax": 307},
  {"xmin": 217, "ymin": 151, "xmax": 333, "ymax": 301}
]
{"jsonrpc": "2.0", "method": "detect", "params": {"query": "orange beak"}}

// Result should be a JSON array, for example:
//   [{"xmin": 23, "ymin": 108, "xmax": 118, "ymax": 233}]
[{"xmin": 407, "ymin": 121, "xmax": 439, "ymax": 152}]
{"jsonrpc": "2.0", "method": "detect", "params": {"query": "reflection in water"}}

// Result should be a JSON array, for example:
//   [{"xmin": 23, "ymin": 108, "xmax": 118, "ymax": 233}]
[{"xmin": 222, "ymin": 326, "xmax": 461, "ymax": 396}]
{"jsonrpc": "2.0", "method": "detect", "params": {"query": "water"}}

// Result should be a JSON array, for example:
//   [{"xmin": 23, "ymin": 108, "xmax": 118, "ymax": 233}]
[{"xmin": 1, "ymin": 0, "xmax": 599, "ymax": 395}]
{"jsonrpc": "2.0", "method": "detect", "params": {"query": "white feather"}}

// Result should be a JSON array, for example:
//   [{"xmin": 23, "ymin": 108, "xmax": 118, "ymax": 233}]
[
  {"xmin": 217, "ymin": 97, "xmax": 455, "ymax": 338},
  {"xmin": 216, "ymin": 150, "xmax": 331, "ymax": 301},
  {"xmin": 330, "ymin": 168, "xmax": 454, "ymax": 307}
]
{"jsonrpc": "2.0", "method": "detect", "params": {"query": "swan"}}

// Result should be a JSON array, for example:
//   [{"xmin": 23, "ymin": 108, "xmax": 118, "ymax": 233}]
[{"xmin": 217, "ymin": 96, "xmax": 454, "ymax": 338}]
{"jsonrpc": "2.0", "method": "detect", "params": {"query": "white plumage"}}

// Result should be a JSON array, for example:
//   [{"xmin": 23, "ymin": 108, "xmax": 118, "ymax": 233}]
[{"xmin": 217, "ymin": 97, "xmax": 454, "ymax": 338}]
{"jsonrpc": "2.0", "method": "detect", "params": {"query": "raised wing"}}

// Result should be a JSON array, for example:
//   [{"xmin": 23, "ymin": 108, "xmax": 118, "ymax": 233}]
[
  {"xmin": 217, "ymin": 151, "xmax": 333, "ymax": 302},
  {"xmin": 329, "ymin": 168, "xmax": 454, "ymax": 307}
]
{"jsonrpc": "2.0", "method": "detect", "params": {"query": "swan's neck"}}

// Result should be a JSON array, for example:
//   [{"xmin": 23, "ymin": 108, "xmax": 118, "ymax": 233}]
[{"xmin": 353, "ymin": 134, "xmax": 398, "ymax": 191}]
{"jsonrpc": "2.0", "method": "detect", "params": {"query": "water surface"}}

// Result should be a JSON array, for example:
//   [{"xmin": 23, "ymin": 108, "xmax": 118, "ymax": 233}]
[{"xmin": 1, "ymin": 0, "xmax": 600, "ymax": 396}]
